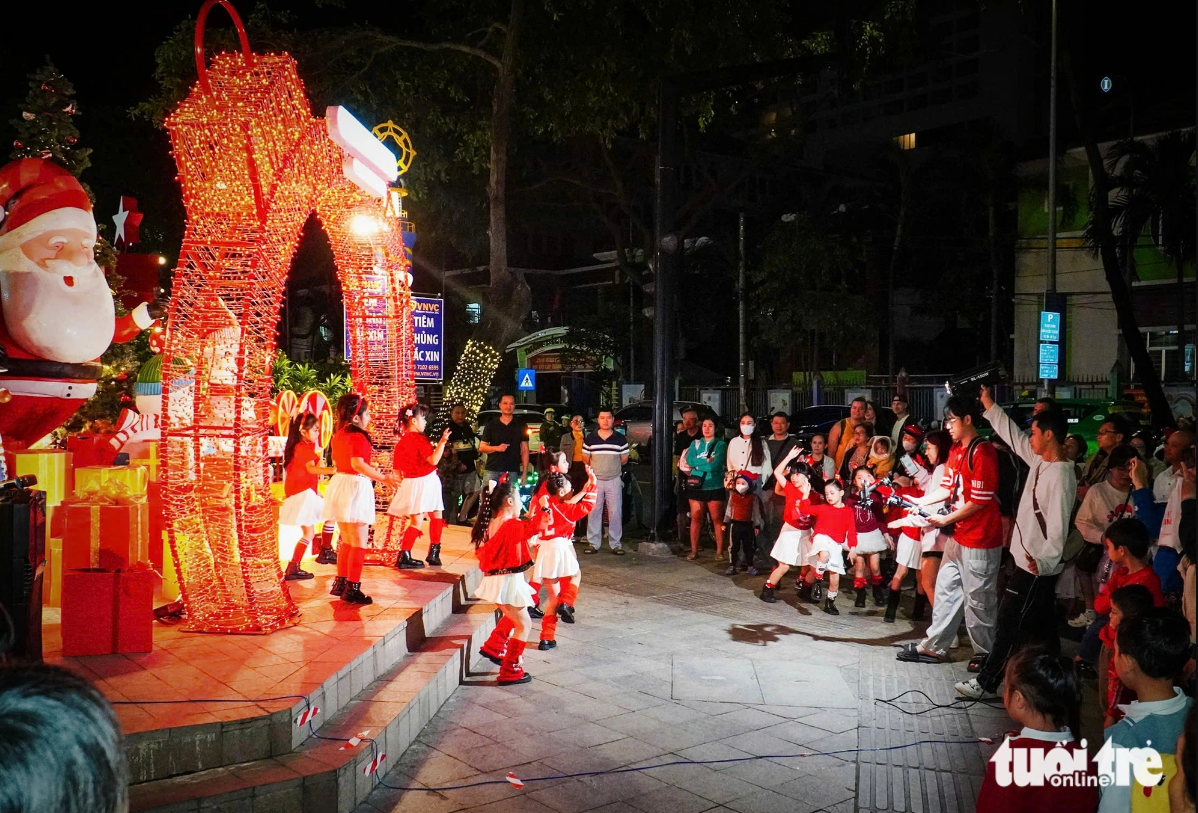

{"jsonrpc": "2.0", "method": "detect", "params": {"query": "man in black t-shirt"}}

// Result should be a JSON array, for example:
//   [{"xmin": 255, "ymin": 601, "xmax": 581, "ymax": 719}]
[
  {"xmin": 673, "ymin": 408, "xmax": 701, "ymax": 541},
  {"xmin": 480, "ymin": 394, "xmax": 529, "ymax": 485},
  {"xmin": 441, "ymin": 403, "xmax": 480, "ymax": 524}
]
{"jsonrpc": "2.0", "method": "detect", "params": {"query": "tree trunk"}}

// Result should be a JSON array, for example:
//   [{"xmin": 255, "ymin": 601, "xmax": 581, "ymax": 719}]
[
  {"xmin": 1062, "ymin": 47, "xmax": 1175, "ymax": 429},
  {"xmin": 1178, "ymin": 259, "xmax": 1187, "ymax": 381},
  {"xmin": 886, "ymin": 155, "xmax": 910, "ymax": 381}
]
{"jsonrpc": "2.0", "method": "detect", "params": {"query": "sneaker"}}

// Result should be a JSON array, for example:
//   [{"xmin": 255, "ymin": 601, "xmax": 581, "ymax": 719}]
[
  {"xmin": 954, "ymin": 678, "xmax": 993, "ymax": 700},
  {"xmin": 724, "ymin": 564, "xmax": 737, "ymax": 575},
  {"xmin": 1067, "ymin": 609, "xmax": 1097, "ymax": 628},
  {"xmin": 747, "ymin": 567, "xmax": 758, "ymax": 576}
]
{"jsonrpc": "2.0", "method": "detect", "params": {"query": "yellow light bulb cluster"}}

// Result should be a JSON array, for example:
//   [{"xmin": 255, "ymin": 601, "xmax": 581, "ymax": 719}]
[{"xmin": 443, "ymin": 340, "xmax": 502, "ymax": 418}]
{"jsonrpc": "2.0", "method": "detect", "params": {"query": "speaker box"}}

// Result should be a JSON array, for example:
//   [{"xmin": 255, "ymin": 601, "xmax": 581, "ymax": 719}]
[{"xmin": 0, "ymin": 488, "xmax": 47, "ymax": 663}]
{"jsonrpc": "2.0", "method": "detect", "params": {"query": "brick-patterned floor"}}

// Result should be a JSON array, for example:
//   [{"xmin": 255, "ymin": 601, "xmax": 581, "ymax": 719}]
[{"xmin": 356, "ymin": 548, "xmax": 1032, "ymax": 813}]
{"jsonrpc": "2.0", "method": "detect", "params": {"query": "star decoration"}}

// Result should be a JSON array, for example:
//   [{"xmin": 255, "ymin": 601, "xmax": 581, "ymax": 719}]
[{"xmin": 112, "ymin": 196, "xmax": 143, "ymax": 248}]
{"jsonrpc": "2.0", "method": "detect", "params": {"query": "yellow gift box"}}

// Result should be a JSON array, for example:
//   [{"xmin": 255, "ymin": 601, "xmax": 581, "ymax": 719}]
[
  {"xmin": 130, "ymin": 442, "xmax": 161, "ymax": 483},
  {"xmin": 74, "ymin": 465, "xmax": 149, "ymax": 499},
  {"xmin": 42, "ymin": 537, "xmax": 63, "ymax": 608},
  {"xmin": 161, "ymin": 532, "xmax": 180, "ymax": 602},
  {"xmin": 13, "ymin": 450, "xmax": 73, "ymax": 507}
]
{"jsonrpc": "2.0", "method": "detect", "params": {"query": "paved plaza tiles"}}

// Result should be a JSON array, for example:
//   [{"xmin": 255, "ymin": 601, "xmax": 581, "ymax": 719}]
[{"xmin": 357, "ymin": 548, "xmax": 1021, "ymax": 813}]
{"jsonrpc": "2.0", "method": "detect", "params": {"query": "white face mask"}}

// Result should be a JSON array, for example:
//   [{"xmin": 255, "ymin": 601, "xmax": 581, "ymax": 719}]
[
  {"xmin": 735, "ymin": 482, "xmax": 750, "ymax": 494},
  {"xmin": 740, "ymin": 424, "xmax": 755, "ymax": 436}
]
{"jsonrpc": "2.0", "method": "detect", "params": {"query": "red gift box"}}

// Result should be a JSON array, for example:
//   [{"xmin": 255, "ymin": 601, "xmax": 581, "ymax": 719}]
[
  {"xmin": 62, "ymin": 501, "xmax": 150, "ymax": 571},
  {"xmin": 61, "ymin": 568, "xmax": 154, "ymax": 656},
  {"xmin": 65, "ymin": 433, "xmax": 118, "ymax": 469}
]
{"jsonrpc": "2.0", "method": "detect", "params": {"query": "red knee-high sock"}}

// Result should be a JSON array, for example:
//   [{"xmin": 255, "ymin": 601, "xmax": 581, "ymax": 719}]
[
  {"xmin": 499, "ymin": 638, "xmax": 527, "ymax": 682},
  {"xmin": 529, "ymin": 580, "xmax": 541, "ymax": 598},
  {"xmin": 429, "ymin": 517, "xmax": 444, "ymax": 545},
  {"xmin": 870, "ymin": 573, "xmax": 883, "ymax": 586},
  {"xmin": 540, "ymin": 612, "xmax": 558, "ymax": 642},
  {"xmin": 289, "ymin": 540, "xmax": 308, "ymax": 567},
  {"xmin": 336, "ymin": 545, "xmax": 349, "ymax": 578},
  {"xmin": 559, "ymin": 579, "xmax": 579, "ymax": 606},
  {"xmin": 482, "ymin": 616, "xmax": 514, "ymax": 656},
  {"xmin": 319, "ymin": 522, "xmax": 335, "ymax": 552},
  {"xmin": 346, "ymin": 547, "xmax": 366, "ymax": 581},
  {"xmin": 400, "ymin": 525, "xmax": 422, "ymax": 552},
  {"xmin": 853, "ymin": 576, "xmax": 867, "ymax": 590}
]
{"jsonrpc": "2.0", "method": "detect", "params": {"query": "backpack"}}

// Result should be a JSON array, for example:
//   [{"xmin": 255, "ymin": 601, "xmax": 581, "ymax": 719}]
[{"xmin": 995, "ymin": 446, "xmax": 1028, "ymax": 518}]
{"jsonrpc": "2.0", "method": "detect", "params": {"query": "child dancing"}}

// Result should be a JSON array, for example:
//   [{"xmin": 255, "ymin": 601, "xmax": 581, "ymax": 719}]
[
  {"xmin": 528, "ymin": 461, "xmax": 596, "ymax": 650},
  {"xmin": 279, "ymin": 411, "xmax": 336, "ymax": 580},
  {"xmin": 387, "ymin": 403, "xmax": 452, "ymax": 569},
  {"xmin": 759, "ymin": 448, "xmax": 822, "ymax": 604},
  {"xmin": 325, "ymin": 394, "xmax": 400, "ymax": 605},
  {"xmin": 846, "ymin": 467, "xmax": 891, "ymax": 608},
  {"xmin": 473, "ymin": 479, "xmax": 551, "ymax": 685},
  {"xmin": 804, "ymin": 477, "xmax": 857, "ymax": 615}
]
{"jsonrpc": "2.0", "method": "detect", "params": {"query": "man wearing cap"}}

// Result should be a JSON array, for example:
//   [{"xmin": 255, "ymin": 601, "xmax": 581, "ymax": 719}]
[
  {"xmin": 0, "ymin": 157, "xmax": 161, "ymax": 448},
  {"xmin": 889, "ymin": 393, "xmax": 919, "ymax": 447}
]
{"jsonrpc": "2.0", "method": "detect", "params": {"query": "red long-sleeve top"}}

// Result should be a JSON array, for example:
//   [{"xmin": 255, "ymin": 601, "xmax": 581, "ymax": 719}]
[
  {"xmin": 781, "ymin": 482, "xmax": 821, "ymax": 528},
  {"xmin": 476, "ymin": 517, "xmax": 546, "ymax": 573},
  {"xmin": 890, "ymin": 482, "xmax": 925, "ymax": 542},
  {"xmin": 530, "ymin": 481, "xmax": 597, "ymax": 541},
  {"xmin": 802, "ymin": 500, "xmax": 858, "ymax": 548},
  {"xmin": 393, "ymin": 431, "xmax": 436, "ymax": 478},
  {"xmin": 1097, "ymin": 564, "xmax": 1164, "ymax": 647},
  {"xmin": 846, "ymin": 491, "xmax": 887, "ymax": 533}
]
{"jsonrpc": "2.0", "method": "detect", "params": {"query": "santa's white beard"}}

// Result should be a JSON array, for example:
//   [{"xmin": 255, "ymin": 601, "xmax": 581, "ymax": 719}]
[{"xmin": 0, "ymin": 249, "xmax": 115, "ymax": 363}]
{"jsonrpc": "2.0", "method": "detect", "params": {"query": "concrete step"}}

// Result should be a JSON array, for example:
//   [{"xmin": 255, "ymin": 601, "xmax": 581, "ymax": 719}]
[{"xmin": 128, "ymin": 596, "xmax": 498, "ymax": 813}]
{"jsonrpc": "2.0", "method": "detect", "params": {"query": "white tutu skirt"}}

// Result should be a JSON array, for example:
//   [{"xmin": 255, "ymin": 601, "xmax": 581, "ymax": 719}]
[
  {"xmin": 533, "ymin": 537, "xmax": 581, "ymax": 581},
  {"xmin": 324, "ymin": 474, "xmax": 377, "ymax": 525},
  {"xmin": 387, "ymin": 471, "xmax": 444, "ymax": 516},
  {"xmin": 807, "ymin": 533, "xmax": 847, "ymax": 574},
  {"xmin": 854, "ymin": 528, "xmax": 889, "ymax": 554},
  {"xmin": 895, "ymin": 533, "xmax": 922, "ymax": 570},
  {"xmin": 769, "ymin": 524, "xmax": 810, "ymax": 567},
  {"xmin": 472, "ymin": 572, "xmax": 536, "ymax": 607},
  {"xmin": 921, "ymin": 527, "xmax": 947, "ymax": 554},
  {"xmin": 279, "ymin": 489, "xmax": 325, "ymax": 528}
]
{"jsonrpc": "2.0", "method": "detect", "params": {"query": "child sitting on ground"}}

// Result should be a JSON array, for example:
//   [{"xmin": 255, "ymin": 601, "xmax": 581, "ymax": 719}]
[
  {"xmin": 1099, "ymin": 607, "xmax": 1194, "ymax": 813},
  {"xmin": 976, "ymin": 649, "xmax": 1096, "ymax": 813}
]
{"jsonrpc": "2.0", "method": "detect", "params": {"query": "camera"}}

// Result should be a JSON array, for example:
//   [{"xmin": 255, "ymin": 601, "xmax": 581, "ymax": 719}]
[{"xmin": 945, "ymin": 361, "xmax": 1007, "ymax": 399}]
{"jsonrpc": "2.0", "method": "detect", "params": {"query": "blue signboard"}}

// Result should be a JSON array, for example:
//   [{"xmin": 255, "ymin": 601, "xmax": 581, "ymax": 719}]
[
  {"xmin": 516, "ymin": 368, "xmax": 537, "ymax": 391},
  {"xmin": 1039, "ymin": 343, "xmax": 1059, "ymax": 364},
  {"xmin": 1039, "ymin": 363, "xmax": 1059, "ymax": 380},
  {"xmin": 412, "ymin": 296, "xmax": 444, "ymax": 381},
  {"xmin": 1039, "ymin": 311, "xmax": 1060, "ymax": 342}
]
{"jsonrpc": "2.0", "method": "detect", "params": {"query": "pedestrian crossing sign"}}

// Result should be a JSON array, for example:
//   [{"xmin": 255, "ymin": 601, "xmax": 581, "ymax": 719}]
[{"xmin": 517, "ymin": 368, "xmax": 536, "ymax": 391}]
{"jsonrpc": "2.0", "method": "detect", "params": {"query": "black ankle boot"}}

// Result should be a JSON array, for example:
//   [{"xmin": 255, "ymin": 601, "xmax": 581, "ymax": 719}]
[
  {"xmin": 397, "ymin": 550, "xmax": 426, "ymax": 569},
  {"xmin": 872, "ymin": 583, "xmax": 886, "ymax": 607},
  {"xmin": 426, "ymin": 544, "xmax": 442, "ymax": 567},
  {"xmin": 329, "ymin": 576, "xmax": 348, "ymax": 596},
  {"xmin": 824, "ymin": 595, "xmax": 840, "ymax": 615},
  {"xmin": 341, "ymin": 581, "xmax": 372, "ymax": 604},
  {"xmin": 884, "ymin": 588, "xmax": 902, "ymax": 623},
  {"xmin": 528, "ymin": 606, "xmax": 545, "ymax": 619},
  {"xmin": 538, "ymin": 640, "xmax": 556, "ymax": 651},
  {"xmin": 315, "ymin": 547, "xmax": 337, "ymax": 565},
  {"xmin": 911, "ymin": 592, "xmax": 928, "ymax": 621},
  {"xmin": 284, "ymin": 562, "xmax": 314, "ymax": 581},
  {"xmin": 854, "ymin": 587, "xmax": 868, "ymax": 608},
  {"xmin": 759, "ymin": 584, "xmax": 777, "ymax": 603},
  {"xmin": 558, "ymin": 604, "xmax": 575, "ymax": 624}
]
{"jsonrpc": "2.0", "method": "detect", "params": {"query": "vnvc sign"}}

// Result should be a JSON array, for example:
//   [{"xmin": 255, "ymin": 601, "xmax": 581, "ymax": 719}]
[{"xmin": 412, "ymin": 297, "xmax": 443, "ymax": 381}]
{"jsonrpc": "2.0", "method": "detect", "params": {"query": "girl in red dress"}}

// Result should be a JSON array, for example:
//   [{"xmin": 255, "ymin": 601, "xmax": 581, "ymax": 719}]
[
  {"xmin": 387, "ymin": 403, "xmax": 452, "ymax": 569},
  {"xmin": 279, "ymin": 412, "xmax": 336, "ymax": 581},
  {"xmin": 846, "ymin": 467, "xmax": 892, "ymax": 608},
  {"xmin": 760, "ymin": 449, "xmax": 823, "ymax": 604},
  {"xmin": 528, "ymin": 461, "xmax": 596, "ymax": 650},
  {"xmin": 472, "ymin": 479, "xmax": 550, "ymax": 685},
  {"xmin": 324, "ymin": 394, "xmax": 400, "ymax": 605},
  {"xmin": 804, "ymin": 478, "xmax": 857, "ymax": 615}
]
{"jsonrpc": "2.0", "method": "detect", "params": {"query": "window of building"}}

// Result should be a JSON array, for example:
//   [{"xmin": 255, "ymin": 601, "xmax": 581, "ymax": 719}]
[
  {"xmin": 466, "ymin": 303, "xmax": 482, "ymax": 324},
  {"xmin": 894, "ymin": 132, "xmax": 916, "ymax": 150},
  {"xmin": 1141, "ymin": 329, "xmax": 1196, "ymax": 380},
  {"xmin": 908, "ymin": 94, "xmax": 928, "ymax": 111},
  {"xmin": 931, "ymin": 87, "xmax": 954, "ymax": 105}
]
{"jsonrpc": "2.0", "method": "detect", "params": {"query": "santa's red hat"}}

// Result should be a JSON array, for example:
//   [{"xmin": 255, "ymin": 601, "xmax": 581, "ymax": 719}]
[{"xmin": 0, "ymin": 157, "xmax": 95, "ymax": 253}]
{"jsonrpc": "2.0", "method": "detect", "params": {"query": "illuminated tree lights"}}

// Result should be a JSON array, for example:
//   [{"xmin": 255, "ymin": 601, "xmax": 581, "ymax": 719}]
[
  {"xmin": 444, "ymin": 340, "xmax": 502, "ymax": 417},
  {"xmin": 159, "ymin": 1, "xmax": 414, "ymax": 633}
]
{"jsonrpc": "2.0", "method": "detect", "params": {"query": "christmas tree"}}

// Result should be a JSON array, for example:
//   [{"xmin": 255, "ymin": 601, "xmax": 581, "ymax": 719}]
[{"xmin": 10, "ymin": 60, "xmax": 149, "ymax": 434}]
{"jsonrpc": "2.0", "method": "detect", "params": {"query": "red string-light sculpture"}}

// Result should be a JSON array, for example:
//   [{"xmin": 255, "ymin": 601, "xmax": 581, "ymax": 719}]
[{"xmin": 160, "ymin": 0, "xmax": 414, "ymax": 633}]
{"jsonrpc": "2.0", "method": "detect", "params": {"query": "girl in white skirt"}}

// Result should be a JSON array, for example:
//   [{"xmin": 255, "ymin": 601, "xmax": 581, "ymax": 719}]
[
  {"xmin": 326, "ymin": 394, "xmax": 400, "ymax": 605},
  {"xmin": 803, "ymin": 478, "xmax": 857, "ymax": 615},
  {"xmin": 280, "ymin": 412, "xmax": 336, "ymax": 581},
  {"xmin": 472, "ymin": 479, "xmax": 551, "ymax": 685},
  {"xmin": 759, "ymin": 449, "xmax": 822, "ymax": 604},
  {"xmin": 846, "ymin": 467, "xmax": 892, "ymax": 609},
  {"xmin": 884, "ymin": 428, "xmax": 951, "ymax": 623},
  {"xmin": 387, "ymin": 403, "xmax": 451, "ymax": 570},
  {"xmin": 528, "ymin": 462, "xmax": 596, "ymax": 650}
]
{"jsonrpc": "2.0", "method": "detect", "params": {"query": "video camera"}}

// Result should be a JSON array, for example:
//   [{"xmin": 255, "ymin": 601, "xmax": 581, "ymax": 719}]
[{"xmin": 945, "ymin": 361, "xmax": 1007, "ymax": 399}]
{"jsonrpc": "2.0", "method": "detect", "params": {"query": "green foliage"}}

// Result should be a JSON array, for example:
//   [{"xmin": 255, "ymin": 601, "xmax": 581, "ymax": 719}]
[
  {"xmin": 270, "ymin": 350, "xmax": 353, "ymax": 401},
  {"xmin": 10, "ymin": 60, "xmax": 92, "ymax": 176}
]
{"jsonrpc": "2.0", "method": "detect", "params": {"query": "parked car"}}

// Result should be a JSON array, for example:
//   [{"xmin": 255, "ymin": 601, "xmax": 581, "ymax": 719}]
[
  {"xmin": 781, "ymin": 404, "xmax": 898, "ymax": 448},
  {"xmin": 981, "ymin": 399, "xmax": 1145, "ymax": 446},
  {"xmin": 614, "ymin": 400, "xmax": 721, "ymax": 450},
  {"xmin": 474, "ymin": 408, "xmax": 547, "ymax": 454}
]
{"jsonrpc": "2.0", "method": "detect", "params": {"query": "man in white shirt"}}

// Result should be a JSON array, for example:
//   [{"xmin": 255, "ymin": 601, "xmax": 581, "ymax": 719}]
[
  {"xmin": 957, "ymin": 385, "xmax": 1077, "ymax": 699},
  {"xmin": 1153, "ymin": 428, "xmax": 1194, "ymax": 501}
]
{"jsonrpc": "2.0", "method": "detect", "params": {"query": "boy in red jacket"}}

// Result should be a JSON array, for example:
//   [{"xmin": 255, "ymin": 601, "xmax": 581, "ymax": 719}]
[{"xmin": 725, "ymin": 471, "xmax": 765, "ymax": 575}]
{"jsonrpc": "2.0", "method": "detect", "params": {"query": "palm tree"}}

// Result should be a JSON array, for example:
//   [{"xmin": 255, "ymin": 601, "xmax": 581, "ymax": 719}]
[{"xmin": 1098, "ymin": 130, "xmax": 1196, "ymax": 380}]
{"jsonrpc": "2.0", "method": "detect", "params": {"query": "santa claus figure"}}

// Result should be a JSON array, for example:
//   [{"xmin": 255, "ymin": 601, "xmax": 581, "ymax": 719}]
[{"xmin": 0, "ymin": 157, "xmax": 161, "ymax": 448}]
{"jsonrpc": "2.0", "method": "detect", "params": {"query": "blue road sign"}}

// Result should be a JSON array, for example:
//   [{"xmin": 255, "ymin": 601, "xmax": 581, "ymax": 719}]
[
  {"xmin": 1039, "ymin": 363, "xmax": 1059, "ymax": 380},
  {"xmin": 516, "ymin": 368, "xmax": 537, "ymax": 391},
  {"xmin": 1039, "ymin": 311, "xmax": 1060, "ymax": 342},
  {"xmin": 1039, "ymin": 343, "xmax": 1059, "ymax": 364}
]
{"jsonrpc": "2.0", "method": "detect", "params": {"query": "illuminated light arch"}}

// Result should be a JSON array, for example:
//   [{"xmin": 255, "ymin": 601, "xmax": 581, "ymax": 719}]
[{"xmin": 160, "ymin": 0, "xmax": 414, "ymax": 633}]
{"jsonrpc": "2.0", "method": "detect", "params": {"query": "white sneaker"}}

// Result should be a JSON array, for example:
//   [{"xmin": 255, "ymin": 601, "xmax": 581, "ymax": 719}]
[
  {"xmin": 1067, "ymin": 609, "xmax": 1097, "ymax": 628},
  {"xmin": 955, "ymin": 678, "xmax": 991, "ymax": 699}
]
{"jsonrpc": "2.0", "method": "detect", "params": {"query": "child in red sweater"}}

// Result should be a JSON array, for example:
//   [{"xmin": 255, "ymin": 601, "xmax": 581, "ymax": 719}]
[
  {"xmin": 760, "ymin": 449, "xmax": 823, "ymax": 605},
  {"xmin": 473, "ymin": 479, "xmax": 551, "ymax": 685},
  {"xmin": 846, "ymin": 467, "xmax": 891, "ymax": 608},
  {"xmin": 279, "ymin": 412, "xmax": 335, "ymax": 581},
  {"xmin": 527, "ymin": 460, "xmax": 596, "ymax": 650},
  {"xmin": 804, "ymin": 478, "xmax": 857, "ymax": 615},
  {"xmin": 387, "ymin": 402, "xmax": 452, "ymax": 569},
  {"xmin": 725, "ymin": 471, "xmax": 765, "ymax": 575},
  {"xmin": 976, "ymin": 649, "xmax": 1096, "ymax": 813},
  {"xmin": 1103, "ymin": 584, "xmax": 1158, "ymax": 726}
]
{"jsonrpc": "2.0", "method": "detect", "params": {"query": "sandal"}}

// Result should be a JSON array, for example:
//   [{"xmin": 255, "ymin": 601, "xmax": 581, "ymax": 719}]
[
  {"xmin": 895, "ymin": 643, "xmax": 942, "ymax": 664},
  {"xmin": 686, "ymin": 552, "xmax": 698, "ymax": 561}
]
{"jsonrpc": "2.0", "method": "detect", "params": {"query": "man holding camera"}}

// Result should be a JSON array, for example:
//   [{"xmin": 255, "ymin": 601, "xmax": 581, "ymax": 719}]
[
  {"xmin": 897, "ymin": 395, "xmax": 1003, "ymax": 667},
  {"xmin": 952, "ymin": 385, "xmax": 1076, "ymax": 698}
]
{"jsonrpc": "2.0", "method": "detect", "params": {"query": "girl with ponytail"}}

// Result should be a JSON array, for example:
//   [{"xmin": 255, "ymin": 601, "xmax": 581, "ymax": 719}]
[
  {"xmin": 387, "ymin": 402, "xmax": 452, "ymax": 569},
  {"xmin": 323, "ymin": 394, "xmax": 400, "ymax": 605},
  {"xmin": 471, "ymin": 477, "xmax": 551, "ymax": 685},
  {"xmin": 279, "ymin": 412, "xmax": 335, "ymax": 581}
]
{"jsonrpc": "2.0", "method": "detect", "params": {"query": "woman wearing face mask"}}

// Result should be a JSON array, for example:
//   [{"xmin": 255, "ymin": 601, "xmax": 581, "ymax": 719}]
[
  {"xmin": 724, "ymin": 471, "xmax": 765, "ymax": 575},
  {"xmin": 727, "ymin": 413, "xmax": 772, "ymax": 490}
]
